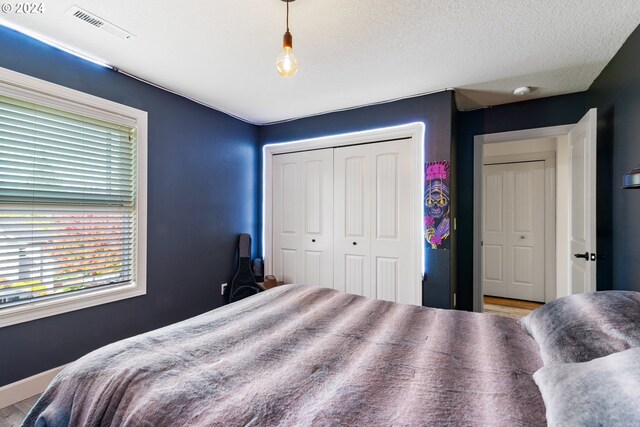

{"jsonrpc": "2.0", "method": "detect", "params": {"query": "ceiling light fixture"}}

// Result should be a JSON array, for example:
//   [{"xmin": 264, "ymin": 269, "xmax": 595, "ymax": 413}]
[
  {"xmin": 276, "ymin": 0, "xmax": 298, "ymax": 78},
  {"xmin": 513, "ymin": 86, "xmax": 532, "ymax": 96}
]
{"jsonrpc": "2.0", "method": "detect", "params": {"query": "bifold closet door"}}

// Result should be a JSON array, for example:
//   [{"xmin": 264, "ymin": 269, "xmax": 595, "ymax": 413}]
[
  {"xmin": 272, "ymin": 149, "xmax": 334, "ymax": 287},
  {"xmin": 333, "ymin": 139, "xmax": 414, "ymax": 303},
  {"xmin": 482, "ymin": 161, "xmax": 545, "ymax": 302}
]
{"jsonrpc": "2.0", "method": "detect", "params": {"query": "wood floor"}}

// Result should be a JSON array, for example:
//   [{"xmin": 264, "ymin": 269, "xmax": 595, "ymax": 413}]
[
  {"xmin": 0, "ymin": 394, "xmax": 39, "ymax": 427},
  {"xmin": 483, "ymin": 295, "xmax": 543, "ymax": 319}
]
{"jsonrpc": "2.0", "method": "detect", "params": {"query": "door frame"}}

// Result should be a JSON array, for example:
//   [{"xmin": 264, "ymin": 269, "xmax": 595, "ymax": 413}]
[
  {"xmin": 263, "ymin": 122, "xmax": 425, "ymax": 305},
  {"xmin": 473, "ymin": 124, "xmax": 574, "ymax": 312},
  {"xmin": 483, "ymin": 152, "xmax": 556, "ymax": 303}
]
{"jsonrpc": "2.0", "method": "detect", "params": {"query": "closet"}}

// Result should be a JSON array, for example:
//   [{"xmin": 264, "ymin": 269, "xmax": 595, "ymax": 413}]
[
  {"xmin": 272, "ymin": 148, "xmax": 333, "ymax": 288},
  {"xmin": 271, "ymin": 138, "xmax": 417, "ymax": 305},
  {"xmin": 482, "ymin": 161, "xmax": 546, "ymax": 302}
]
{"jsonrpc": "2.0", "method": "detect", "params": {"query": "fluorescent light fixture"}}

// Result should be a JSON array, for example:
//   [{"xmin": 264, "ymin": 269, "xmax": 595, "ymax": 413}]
[{"xmin": 0, "ymin": 19, "xmax": 112, "ymax": 68}]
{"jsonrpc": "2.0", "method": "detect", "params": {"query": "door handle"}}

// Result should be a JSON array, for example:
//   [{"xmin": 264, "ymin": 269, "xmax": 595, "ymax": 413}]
[{"xmin": 574, "ymin": 252, "xmax": 589, "ymax": 260}]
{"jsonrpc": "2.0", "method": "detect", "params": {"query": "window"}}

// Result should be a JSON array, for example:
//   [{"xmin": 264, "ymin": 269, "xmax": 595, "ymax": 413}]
[{"xmin": 0, "ymin": 67, "xmax": 147, "ymax": 327}]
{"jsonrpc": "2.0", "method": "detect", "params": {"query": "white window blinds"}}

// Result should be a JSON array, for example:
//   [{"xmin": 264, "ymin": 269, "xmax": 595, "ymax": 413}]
[{"xmin": 0, "ymin": 94, "xmax": 137, "ymax": 308}]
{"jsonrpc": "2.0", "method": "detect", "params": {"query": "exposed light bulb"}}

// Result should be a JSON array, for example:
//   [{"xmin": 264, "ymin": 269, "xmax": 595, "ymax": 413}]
[
  {"xmin": 276, "ymin": 46, "xmax": 298, "ymax": 78},
  {"xmin": 276, "ymin": 1, "xmax": 298, "ymax": 78}
]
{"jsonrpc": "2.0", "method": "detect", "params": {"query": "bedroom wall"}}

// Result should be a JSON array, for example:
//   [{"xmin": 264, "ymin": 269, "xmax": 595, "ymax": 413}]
[
  {"xmin": 0, "ymin": 26, "xmax": 259, "ymax": 387},
  {"xmin": 455, "ymin": 93, "xmax": 588, "ymax": 311},
  {"xmin": 258, "ymin": 91, "xmax": 456, "ymax": 309},
  {"xmin": 588, "ymin": 24, "xmax": 640, "ymax": 292}
]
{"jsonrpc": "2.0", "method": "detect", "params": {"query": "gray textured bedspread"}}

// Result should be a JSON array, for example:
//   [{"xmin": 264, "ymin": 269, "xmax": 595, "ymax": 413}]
[{"xmin": 23, "ymin": 285, "xmax": 546, "ymax": 426}]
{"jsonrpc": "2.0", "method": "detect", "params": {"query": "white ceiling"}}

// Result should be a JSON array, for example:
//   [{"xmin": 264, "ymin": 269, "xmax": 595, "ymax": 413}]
[{"xmin": 2, "ymin": 1, "xmax": 640, "ymax": 124}]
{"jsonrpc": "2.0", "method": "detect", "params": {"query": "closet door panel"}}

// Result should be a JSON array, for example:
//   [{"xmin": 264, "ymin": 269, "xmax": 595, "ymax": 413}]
[
  {"xmin": 334, "ymin": 146, "xmax": 371, "ymax": 295},
  {"xmin": 273, "ymin": 156, "xmax": 302, "ymax": 284},
  {"xmin": 301, "ymin": 150, "xmax": 334, "ymax": 288},
  {"xmin": 280, "ymin": 248, "xmax": 299, "ymax": 284},
  {"xmin": 482, "ymin": 165, "xmax": 508, "ymax": 298},
  {"xmin": 376, "ymin": 257, "xmax": 399, "ymax": 302},
  {"xmin": 507, "ymin": 162, "xmax": 545, "ymax": 302},
  {"xmin": 304, "ymin": 251, "xmax": 322, "ymax": 286},
  {"xmin": 272, "ymin": 149, "xmax": 333, "ymax": 287},
  {"xmin": 345, "ymin": 255, "xmax": 367, "ymax": 297},
  {"xmin": 369, "ymin": 140, "xmax": 414, "ymax": 304}
]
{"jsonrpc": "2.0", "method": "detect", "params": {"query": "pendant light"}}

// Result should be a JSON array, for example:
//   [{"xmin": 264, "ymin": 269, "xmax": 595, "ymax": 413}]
[{"xmin": 276, "ymin": 0, "xmax": 299, "ymax": 78}]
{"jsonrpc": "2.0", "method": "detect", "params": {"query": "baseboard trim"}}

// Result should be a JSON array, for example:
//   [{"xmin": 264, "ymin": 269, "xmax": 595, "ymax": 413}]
[{"xmin": 0, "ymin": 366, "xmax": 65, "ymax": 409}]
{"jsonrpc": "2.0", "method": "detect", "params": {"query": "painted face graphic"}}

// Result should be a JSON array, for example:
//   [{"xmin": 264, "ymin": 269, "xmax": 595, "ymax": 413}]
[{"xmin": 425, "ymin": 180, "xmax": 449, "ymax": 219}]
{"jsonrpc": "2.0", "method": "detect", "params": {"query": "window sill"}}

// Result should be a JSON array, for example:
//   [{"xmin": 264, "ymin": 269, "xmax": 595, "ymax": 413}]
[{"xmin": 0, "ymin": 282, "xmax": 146, "ymax": 328}]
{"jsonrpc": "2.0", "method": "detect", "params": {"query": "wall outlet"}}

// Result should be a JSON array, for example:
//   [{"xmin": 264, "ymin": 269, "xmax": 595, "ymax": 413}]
[{"xmin": 220, "ymin": 283, "xmax": 228, "ymax": 296}]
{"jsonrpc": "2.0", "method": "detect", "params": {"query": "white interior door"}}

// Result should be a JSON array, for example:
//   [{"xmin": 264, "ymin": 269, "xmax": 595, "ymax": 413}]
[
  {"xmin": 482, "ymin": 165, "xmax": 508, "ymax": 298},
  {"xmin": 272, "ymin": 149, "xmax": 333, "ymax": 287},
  {"xmin": 369, "ymin": 141, "xmax": 414, "ymax": 304},
  {"xmin": 333, "ymin": 145, "xmax": 372, "ymax": 297},
  {"xmin": 272, "ymin": 154, "xmax": 300, "ymax": 284},
  {"xmin": 483, "ymin": 161, "xmax": 546, "ymax": 302},
  {"xmin": 569, "ymin": 109, "xmax": 597, "ymax": 294},
  {"xmin": 334, "ymin": 139, "xmax": 415, "ymax": 304}
]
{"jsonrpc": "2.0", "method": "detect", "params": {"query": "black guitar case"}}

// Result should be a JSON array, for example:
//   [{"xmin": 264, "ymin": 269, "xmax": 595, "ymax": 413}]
[{"xmin": 228, "ymin": 234, "xmax": 262, "ymax": 303}]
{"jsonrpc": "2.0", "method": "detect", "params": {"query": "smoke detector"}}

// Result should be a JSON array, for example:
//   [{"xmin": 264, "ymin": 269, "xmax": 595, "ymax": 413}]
[{"xmin": 67, "ymin": 5, "xmax": 135, "ymax": 40}]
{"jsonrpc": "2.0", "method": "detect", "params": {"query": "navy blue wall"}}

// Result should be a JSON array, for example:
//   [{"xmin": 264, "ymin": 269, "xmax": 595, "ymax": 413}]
[
  {"xmin": 0, "ymin": 26, "xmax": 259, "ymax": 386},
  {"xmin": 588, "ymin": 24, "xmax": 640, "ymax": 292},
  {"xmin": 455, "ymin": 93, "xmax": 588, "ymax": 311},
  {"xmin": 258, "ymin": 91, "xmax": 456, "ymax": 309}
]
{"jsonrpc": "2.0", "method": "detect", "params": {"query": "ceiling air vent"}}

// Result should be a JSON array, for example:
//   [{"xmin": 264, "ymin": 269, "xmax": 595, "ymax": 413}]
[{"xmin": 67, "ymin": 6, "xmax": 135, "ymax": 40}]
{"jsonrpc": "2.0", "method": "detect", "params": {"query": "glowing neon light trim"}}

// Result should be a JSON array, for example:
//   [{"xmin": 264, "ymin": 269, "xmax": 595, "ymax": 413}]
[
  {"xmin": 262, "ymin": 122, "xmax": 426, "ymax": 278},
  {"xmin": 0, "ymin": 20, "xmax": 112, "ymax": 69}
]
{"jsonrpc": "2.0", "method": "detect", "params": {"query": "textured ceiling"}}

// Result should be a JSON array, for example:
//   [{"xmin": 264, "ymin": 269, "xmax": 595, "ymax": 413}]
[{"xmin": 2, "ymin": 1, "xmax": 640, "ymax": 124}]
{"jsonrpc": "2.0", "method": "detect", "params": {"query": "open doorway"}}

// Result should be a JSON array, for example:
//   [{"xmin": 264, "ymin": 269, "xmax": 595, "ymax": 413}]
[
  {"xmin": 473, "ymin": 110, "xmax": 598, "ymax": 316},
  {"xmin": 481, "ymin": 137, "xmax": 563, "ymax": 318}
]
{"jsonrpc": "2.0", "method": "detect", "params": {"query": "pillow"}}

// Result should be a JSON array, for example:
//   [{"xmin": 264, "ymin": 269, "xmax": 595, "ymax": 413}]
[
  {"xmin": 519, "ymin": 291, "xmax": 640, "ymax": 365},
  {"xmin": 533, "ymin": 347, "xmax": 640, "ymax": 426}
]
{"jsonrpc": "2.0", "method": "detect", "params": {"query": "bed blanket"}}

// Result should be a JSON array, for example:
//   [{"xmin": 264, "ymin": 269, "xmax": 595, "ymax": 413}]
[{"xmin": 23, "ymin": 285, "xmax": 546, "ymax": 426}]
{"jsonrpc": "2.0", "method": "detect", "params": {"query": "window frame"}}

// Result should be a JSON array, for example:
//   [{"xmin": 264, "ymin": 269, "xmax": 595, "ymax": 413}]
[{"xmin": 0, "ymin": 66, "xmax": 147, "ymax": 328}]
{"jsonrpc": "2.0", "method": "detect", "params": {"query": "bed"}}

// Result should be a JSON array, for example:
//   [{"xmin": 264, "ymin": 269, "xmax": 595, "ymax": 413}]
[{"xmin": 22, "ymin": 285, "xmax": 640, "ymax": 426}]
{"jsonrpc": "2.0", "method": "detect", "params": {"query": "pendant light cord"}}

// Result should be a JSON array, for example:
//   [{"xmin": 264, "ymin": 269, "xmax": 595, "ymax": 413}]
[{"xmin": 286, "ymin": 1, "xmax": 290, "ymax": 32}]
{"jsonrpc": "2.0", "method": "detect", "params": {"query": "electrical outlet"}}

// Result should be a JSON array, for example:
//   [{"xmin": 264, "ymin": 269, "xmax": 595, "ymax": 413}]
[{"xmin": 220, "ymin": 283, "xmax": 228, "ymax": 296}]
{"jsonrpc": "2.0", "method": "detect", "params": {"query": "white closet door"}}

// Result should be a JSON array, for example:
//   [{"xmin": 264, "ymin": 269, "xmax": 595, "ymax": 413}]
[
  {"xmin": 508, "ymin": 162, "xmax": 545, "ymax": 301},
  {"xmin": 334, "ymin": 139, "xmax": 414, "ymax": 303},
  {"xmin": 273, "ymin": 154, "xmax": 301, "ymax": 284},
  {"xmin": 333, "ymin": 145, "xmax": 372, "ymax": 296},
  {"xmin": 482, "ymin": 165, "xmax": 509, "ymax": 298},
  {"xmin": 370, "ymin": 141, "xmax": 414, "ymax": 304},
  {"xmin": 482, "ymin": 161, "xmax": 545, "ymax": 302},
  {"xmin": 272, "ymin": 149, "xmax": 333, "ymax": 287},
  {"xmin": 301, "ymin": 150, "xmax": 334, "ymax": 287}
]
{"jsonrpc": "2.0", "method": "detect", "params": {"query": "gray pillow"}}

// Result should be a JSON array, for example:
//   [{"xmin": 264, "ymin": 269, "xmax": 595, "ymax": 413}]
[
  {"xmin": 520, "ymin": 291, "xmax": 640, "ymax": 365},
  {"xmin": 533, "ymin": 347, "xmax": 640, "ymax": 426}
]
